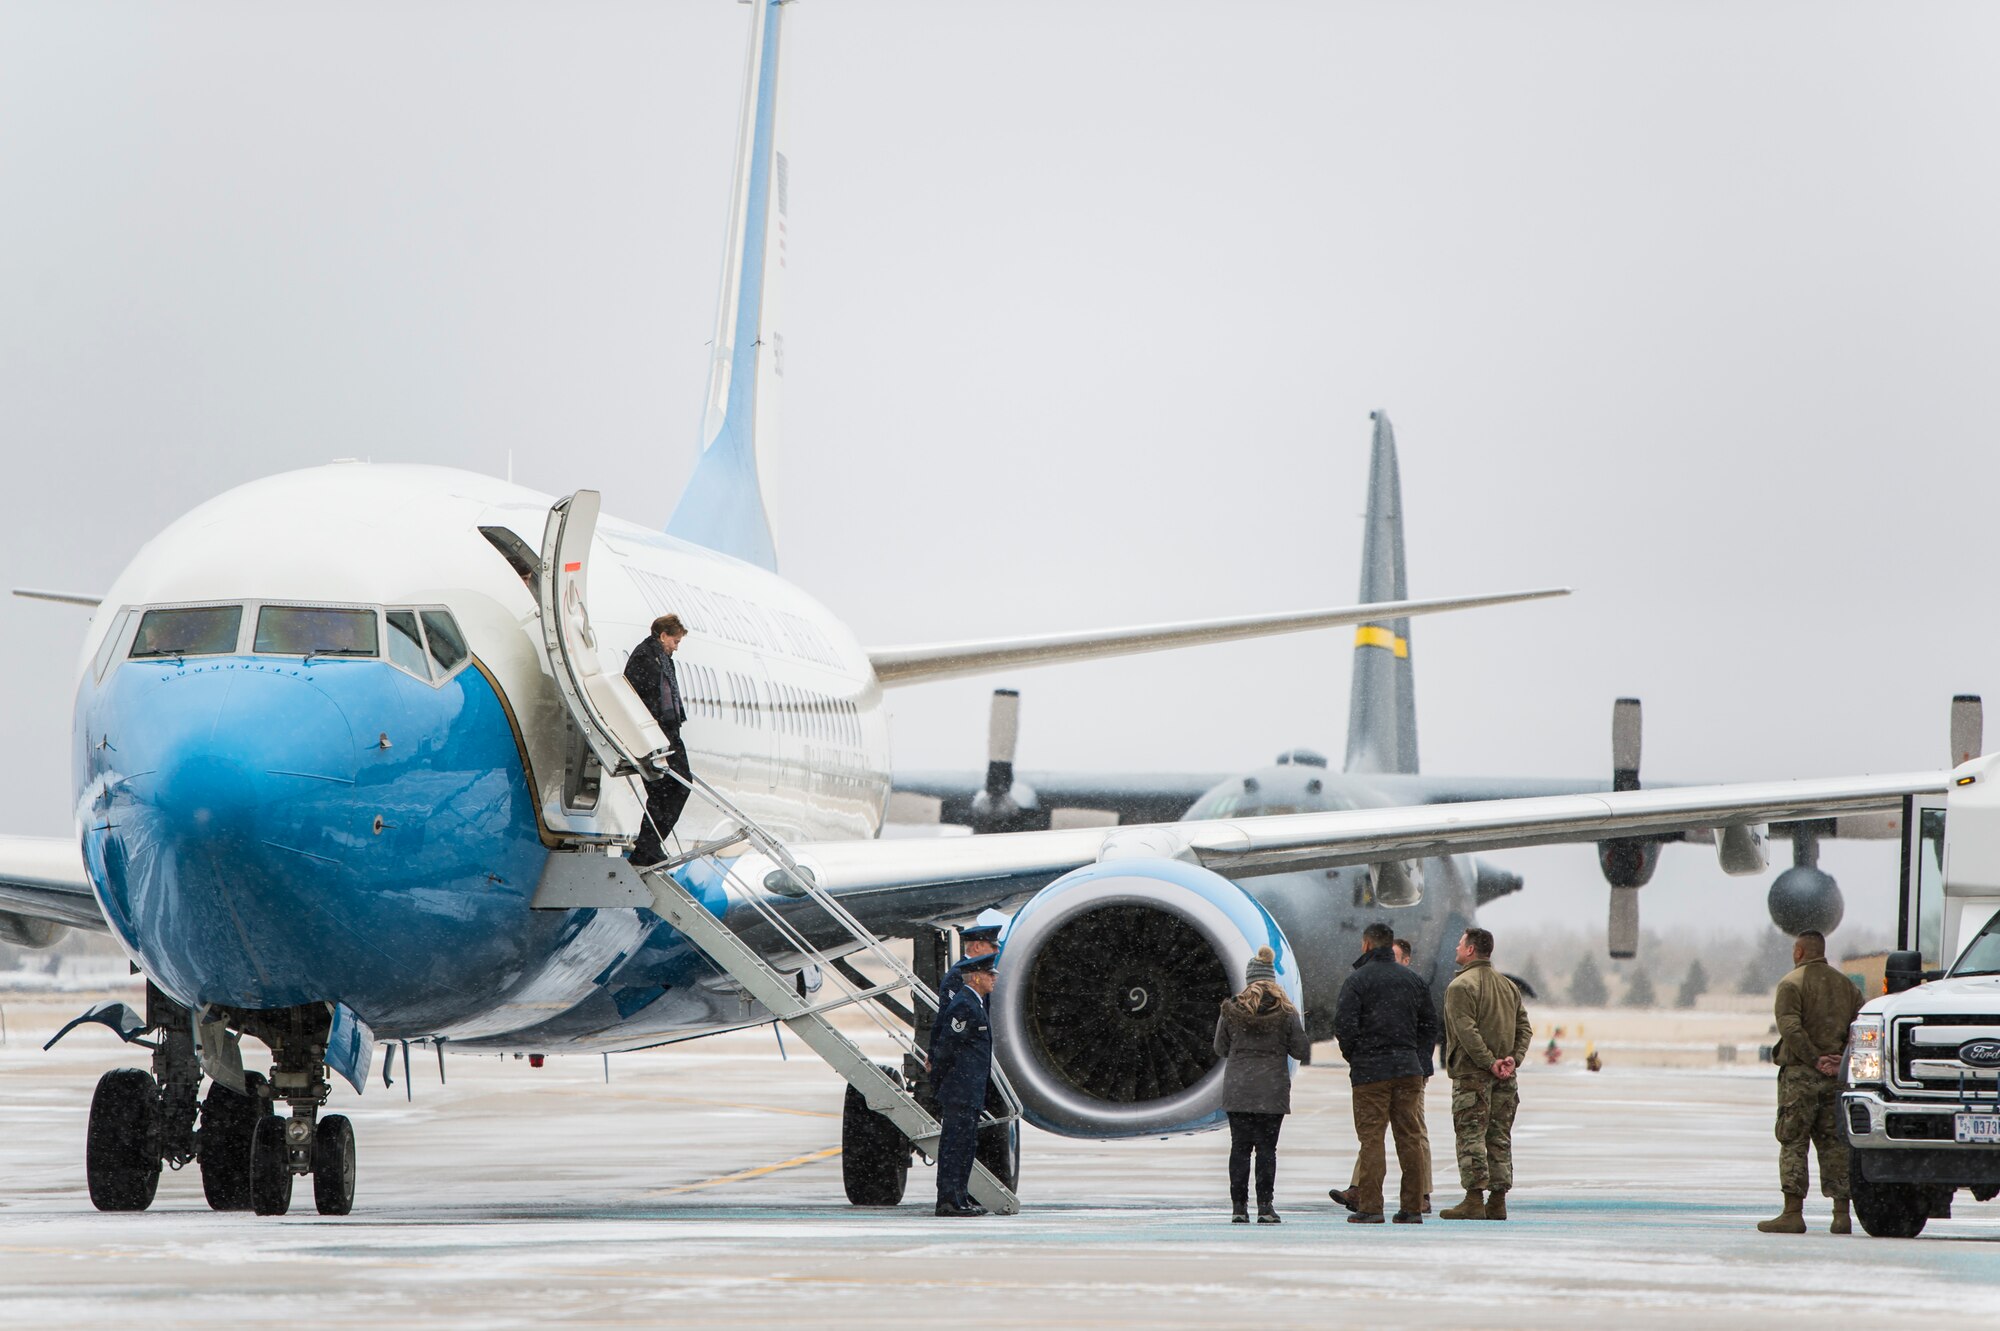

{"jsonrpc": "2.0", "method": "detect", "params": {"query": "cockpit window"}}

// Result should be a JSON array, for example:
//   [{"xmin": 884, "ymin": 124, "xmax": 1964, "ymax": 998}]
[
  {"xmin": 130, "ymin": 605, "xmax": 243, "ymax": 659},
  {"xmin": 254, "ymin": 606, "xmax": 379, "ymax": 658},
  {"xmin": 93, "ymin": 608, "xmax": 133, "ymax": 680},
  {"xmin": 420, "ymin": 609, "xmax": 467, "ymax": 673},
  {"xmin": 384, "ymin": 611, "xmax": 431, "ymax": 680}
]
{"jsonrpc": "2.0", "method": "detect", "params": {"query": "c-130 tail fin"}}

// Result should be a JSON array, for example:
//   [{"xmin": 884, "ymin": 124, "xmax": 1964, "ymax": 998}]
[{"xmin": 1343, "ymin": 412, "xmax": 1420, "ymax": 776}]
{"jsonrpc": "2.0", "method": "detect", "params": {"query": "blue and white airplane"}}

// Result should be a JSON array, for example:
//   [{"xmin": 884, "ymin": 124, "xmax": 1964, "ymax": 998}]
[{"xmin": 0, "ymin": 0, "xmax": 1947, "ymax": 1216}]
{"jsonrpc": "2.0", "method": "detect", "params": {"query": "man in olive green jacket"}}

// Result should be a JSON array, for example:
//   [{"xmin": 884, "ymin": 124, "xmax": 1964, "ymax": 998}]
[
  {"xmin": 1758, "ymin": 930, "xmax": 1864, "ymax": 1235},
  {"xmin": 1439, "ymin": 927, "xmax": 1532, "ymax": 1220}
]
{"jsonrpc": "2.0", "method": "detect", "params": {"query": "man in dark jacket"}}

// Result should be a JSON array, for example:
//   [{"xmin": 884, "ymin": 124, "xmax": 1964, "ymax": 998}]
[
  {"xmin": 930, "ymin": 951, "xmax": 999, "ymax": 1218},
  {"xmin": 623, "ymin": 614, "xmax": 693, "ymax": 869},
  {"xmin": 1333, "ymin": 921, "xmax": 1438, "ymax": 1223},
  {"xmin": 1332, "ymin": 936, "xmax": 1437, "ymax": 1215}
]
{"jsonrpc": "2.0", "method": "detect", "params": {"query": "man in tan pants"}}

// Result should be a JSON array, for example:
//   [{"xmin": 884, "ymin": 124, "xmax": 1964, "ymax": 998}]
[
  {"xmin": 1329, "ymin": 937, "xmax": 1435, "ymax": 1214},
  {"xmin": 1332, "ymin": 923, "xmax": 1439, "ymax": 1223}
]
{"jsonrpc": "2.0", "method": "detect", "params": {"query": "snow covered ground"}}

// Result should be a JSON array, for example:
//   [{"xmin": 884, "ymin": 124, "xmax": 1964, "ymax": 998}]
[{"xmin": 2, "ymin": 989, "xmax": 1994, "ymax": 1329}]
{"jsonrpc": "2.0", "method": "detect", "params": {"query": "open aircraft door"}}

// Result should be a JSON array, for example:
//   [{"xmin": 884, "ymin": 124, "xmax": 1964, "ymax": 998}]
[{"xmin": 538, "ymin": 491, "xmax": 672, "ymax": 779}]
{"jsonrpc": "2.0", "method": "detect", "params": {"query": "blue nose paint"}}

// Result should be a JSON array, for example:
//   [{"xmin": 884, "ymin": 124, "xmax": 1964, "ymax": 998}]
[{"xmin": 77, "ymin": 653, "xmax": 561, "ymax": 1030}]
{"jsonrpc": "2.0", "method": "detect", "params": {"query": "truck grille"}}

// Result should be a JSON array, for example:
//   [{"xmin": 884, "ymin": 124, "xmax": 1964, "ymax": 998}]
[
  {"xmin": 1885, "ymin": 1112, "xmax": 1955, "ymax": 1140},
  {"xmin": 1891, "ymin": 1014, "xmax": 2000, "ymax": 1097}
]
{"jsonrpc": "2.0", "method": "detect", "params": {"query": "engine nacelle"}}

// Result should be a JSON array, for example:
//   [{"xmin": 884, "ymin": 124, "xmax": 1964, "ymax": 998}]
[
  {"xmin": 1768, "ymin": 865, "xmax": 1844, "ymax": 934},
  {"xmin": 990, "ymin": 856, "xmax": 1299, "ymax": 1138},
  {"xmin": 0, "ymin": 911, "xmax": 66, "ymax": 949},
  {"xmin": 1598, "ymin": 838, "xmax": 1660, "ymax": 889}
]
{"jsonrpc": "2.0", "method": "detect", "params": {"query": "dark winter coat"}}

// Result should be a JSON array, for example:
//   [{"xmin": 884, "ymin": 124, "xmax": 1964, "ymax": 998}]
[
  {"xmin": 623, "ymin": 636, "xmax": 686, "ymax": 729},
  {"xmin": 1332, "ymin": 947, "xmax": 1439, "ymax": 1087},
  {"xmin": 1212, "ymin": 991, "xmax": 1312, "ymax": 1114}
]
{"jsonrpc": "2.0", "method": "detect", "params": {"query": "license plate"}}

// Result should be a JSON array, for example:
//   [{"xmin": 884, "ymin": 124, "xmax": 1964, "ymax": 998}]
[{"xmin": 1955, "ymin": 1113, "xmax": 2000, "ymax": 1144}]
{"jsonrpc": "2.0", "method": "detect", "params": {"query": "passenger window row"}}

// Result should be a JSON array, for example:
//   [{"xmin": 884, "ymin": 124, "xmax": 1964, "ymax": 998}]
[
  {"xmin": 771, "ymin": 681, "xmax": 861, "ymax": 747},
  {"xmin": 625, "ymin": 567, "xmax": 844, "ymax": 668},
  {"xmin": 123, "ymin": 602, "xmax": 469, "ymax": 684},
  {"xmin": 670, "ymin": 657, "xmax": 862, "ymax": 747}
]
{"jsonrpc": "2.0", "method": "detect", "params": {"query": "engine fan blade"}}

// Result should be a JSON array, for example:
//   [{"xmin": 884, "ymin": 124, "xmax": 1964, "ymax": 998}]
[
  {"xmin": 986, "ymin": 688, "xmax": 1021, "ymax": 799},
  {"xmin": 1611, "ymin": 697, "xmax": 1641, "ymax": 791},
  {"xmin": 1953, "ymin": 694, "xmax": 1983, "ymax": 766}
]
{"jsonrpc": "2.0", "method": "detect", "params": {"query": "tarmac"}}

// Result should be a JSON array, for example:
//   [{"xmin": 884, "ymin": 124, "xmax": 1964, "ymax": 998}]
[{"xmin": 2, "ymin": 988, "xmax": 1996, "ymax": 1330}]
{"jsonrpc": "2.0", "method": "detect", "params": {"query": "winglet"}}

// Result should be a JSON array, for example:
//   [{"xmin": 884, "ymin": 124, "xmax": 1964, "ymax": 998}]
[{"xmin": 664, "ymin": 0, "xmax": 788, "ymax": 571}]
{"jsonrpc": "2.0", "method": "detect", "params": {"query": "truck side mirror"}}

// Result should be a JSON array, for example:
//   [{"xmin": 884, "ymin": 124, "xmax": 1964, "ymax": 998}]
[{"xmin": 1885, "ymin": 949, "xmax": 1925, "ymax": 994}]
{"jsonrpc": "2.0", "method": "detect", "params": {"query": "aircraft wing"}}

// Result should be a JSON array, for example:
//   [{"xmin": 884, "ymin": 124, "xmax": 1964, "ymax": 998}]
[
  {"xmin": 867, "ymin": 587, "xmax": 1567, "ymax": 687},
  {"xmin": 890, "ymin": 769, "xmax": 1231, "ymax": 829},
  {"xmin": 0, "ymin": 834, "xmax": 106, "ymax": 937},
  {"xmin": 755, "ymin": 770, "xmax": 1947, "ymax": 944}
]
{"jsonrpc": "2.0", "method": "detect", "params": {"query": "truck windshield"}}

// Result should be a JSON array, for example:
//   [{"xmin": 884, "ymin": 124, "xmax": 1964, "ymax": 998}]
[{"xmin": 1950, "ymin": 911, "xmax": 2000, "ymax": 976}]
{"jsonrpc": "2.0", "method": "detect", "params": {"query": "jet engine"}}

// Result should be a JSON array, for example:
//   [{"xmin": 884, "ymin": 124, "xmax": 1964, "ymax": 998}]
[
  {"xmin": 0, "ymin": 912, "xmax": 65, "ymax": 949},
  {"xmin": 989, "ymin": 856, "xmax": 1299, "ymax": 1138}
]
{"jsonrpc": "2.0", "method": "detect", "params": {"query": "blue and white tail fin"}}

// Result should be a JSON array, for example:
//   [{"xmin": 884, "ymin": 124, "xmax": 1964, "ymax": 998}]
[
  {"xmin": 1343, "ymin": 411, "xmax": 1420, "ymax": 775},
  {"xmin": 666, "ymin": 0, "xmax": 789, "ymax": 571}
]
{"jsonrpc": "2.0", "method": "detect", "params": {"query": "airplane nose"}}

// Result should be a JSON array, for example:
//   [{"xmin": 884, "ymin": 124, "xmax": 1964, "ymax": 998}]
[
  {"xmin": 96, "ymin": 663, "xmax": 365, "ymax": 1006},
  {"xmin": 134, "ymin": 665, "xmax": 361, "ymax": 837}
]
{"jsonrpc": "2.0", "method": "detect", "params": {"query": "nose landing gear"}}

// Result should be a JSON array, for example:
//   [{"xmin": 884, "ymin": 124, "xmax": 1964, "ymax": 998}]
[{"xmin": 80, "ymin": 993, "xmax": 359, "ymax": 1216}]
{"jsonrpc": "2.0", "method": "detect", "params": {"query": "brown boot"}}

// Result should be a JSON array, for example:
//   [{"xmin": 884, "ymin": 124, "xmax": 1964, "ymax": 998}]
[
  {"xmin": 1757, "ymin": 1194, "xmax": 1806, "ymax": 1234},
  {"xmin": 1484, "ymin": 1190, "xmax": 1508, "ymax": 1221},
  {"xmin": 1439, "ymin": 1189, "xmax": 1487, "ymax": 1220},
  {"xmin": 1830, "ymin": 1198, "xmax": 1851, "ymax": 1235}
]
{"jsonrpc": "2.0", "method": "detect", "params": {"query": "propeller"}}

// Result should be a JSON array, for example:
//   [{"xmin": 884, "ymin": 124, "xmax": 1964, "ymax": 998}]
[
  {"xmin": 1601, "ymin": 696, "xmax": 1658, "ymax": 958},
  {"xmin": 1599, "ymin": 696, "xmax": 1661, "ymax": 893},
  {"xmin": 969, "ymin": 690, "xmax": 1037, "ymax": 833},
  {"xmin": 965, "ymin": 689, "xmax": 1119, "ymax": 833},
  {"xmin": 1953, "ymin": 694, "xmax": 1983, "ymax": 766}
]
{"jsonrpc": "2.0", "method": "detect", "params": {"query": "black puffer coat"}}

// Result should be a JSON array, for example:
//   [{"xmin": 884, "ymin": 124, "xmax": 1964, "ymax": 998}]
[
  {"xmin": 1213, "ymin": 991, "xmax": 1312, "ymax": 1114},
  {"xmin": 1332, "ymin": 947, "xmax": 1439, "ymax": 1086}
]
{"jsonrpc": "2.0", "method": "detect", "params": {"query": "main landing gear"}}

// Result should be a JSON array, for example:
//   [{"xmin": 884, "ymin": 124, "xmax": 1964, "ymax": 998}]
[{"xmin": 82, "ymin": 993, "xmax": 357, "ymax": 1216}]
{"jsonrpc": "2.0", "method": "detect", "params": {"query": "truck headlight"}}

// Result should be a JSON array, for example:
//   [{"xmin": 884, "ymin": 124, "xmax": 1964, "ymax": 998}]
[{"xmin": 1848, "ymin": 1016, "xmax": 1885, "ymax": 1083}]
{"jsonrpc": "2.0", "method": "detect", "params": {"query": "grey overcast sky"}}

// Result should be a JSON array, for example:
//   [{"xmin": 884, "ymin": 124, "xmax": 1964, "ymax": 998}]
[{"xmin": 3, "ymin": 1, "xmax": 1996, "ymax": 941}]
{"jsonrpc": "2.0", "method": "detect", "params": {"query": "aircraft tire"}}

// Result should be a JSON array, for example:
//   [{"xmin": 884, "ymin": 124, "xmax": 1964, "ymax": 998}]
[
  {"xmin": 841, "ymin": 1078, "xmax": 909, "ymax": 1207},
  {"xmin": 312, "ymin": 1114, "xmax": 357, "ymax": 1216},
  {"xmin": 197, "ymin": 1071, "xmax": 269, "ymax": 1211},
  {"xmin": 1851, "ymin": 1165, "xmax": 1927, "ymax": 1238},
  {"xmin": 86, "ymin": 1068, "xmax": 161, "ymax": 1212},
  {"xmin": 249, "ymin": 1113, "xmax": 294, "ymax": 1216},
  {"xmin": 975, "ymin": 1117, "xmax": 1019, "ymax": 1192}
]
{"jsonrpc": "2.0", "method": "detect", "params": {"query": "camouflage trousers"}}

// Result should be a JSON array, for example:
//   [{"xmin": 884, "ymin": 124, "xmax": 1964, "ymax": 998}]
[
  {"xmin": 1776, "ymin": 1065, "xmax": 1848, "ymax": 1199},
  {"xmin": 1450, "ymin": 1072, "xmax": 1519, "ymax": 1193}
]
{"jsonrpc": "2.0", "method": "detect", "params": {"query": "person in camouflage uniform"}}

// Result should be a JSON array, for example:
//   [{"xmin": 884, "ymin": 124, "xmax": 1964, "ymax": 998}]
[
  {"xmin": 1439, "ymin": 927, "xmax": 1532, "ymax": 1221},
  {"xmin": 1759, "ymin": 930, "xmax": 1864, "ymax": 1235}
]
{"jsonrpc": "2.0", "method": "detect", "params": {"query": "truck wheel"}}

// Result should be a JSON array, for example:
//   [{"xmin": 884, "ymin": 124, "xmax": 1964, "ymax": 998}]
[
  {"xmin": 1852, "ymin": 1170, "xmax": 1928, "ymax": 1238},
  {"xmin": 841, "ymin": 1073, "xmax": 909, "ymax": 1206}
]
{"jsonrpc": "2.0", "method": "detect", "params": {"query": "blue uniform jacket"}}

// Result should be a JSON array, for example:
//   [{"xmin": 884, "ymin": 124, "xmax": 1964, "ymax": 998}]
[
  {"xmin": 928, "ymin": 985, "xmax": 994, "ymax": 1109},
  {"xmin": 926, "ymin": 961, "xmax": 970, "ymax": 1053}
]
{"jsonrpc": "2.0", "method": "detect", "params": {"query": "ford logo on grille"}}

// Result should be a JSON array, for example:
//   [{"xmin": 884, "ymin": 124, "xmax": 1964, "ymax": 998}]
[{"xmin": 1960, "ymin": 1040, "xmax": 2000, "ymax": 1068}]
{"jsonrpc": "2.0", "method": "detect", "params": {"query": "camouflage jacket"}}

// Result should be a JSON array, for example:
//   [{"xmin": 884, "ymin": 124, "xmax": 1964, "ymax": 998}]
[
  {"xmin": 1443, "ymin": 959, "xmax": 1532, "ymax": 1079},
  {"xmin": 1773, "ymin": 958, "xmax": 1862, "ymax": 1067}
]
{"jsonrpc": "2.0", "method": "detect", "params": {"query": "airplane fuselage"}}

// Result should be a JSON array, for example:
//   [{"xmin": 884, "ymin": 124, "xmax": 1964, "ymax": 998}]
[{"xmin": 75, "ymin": 463, "xmax": 891, "ymax": 1046}]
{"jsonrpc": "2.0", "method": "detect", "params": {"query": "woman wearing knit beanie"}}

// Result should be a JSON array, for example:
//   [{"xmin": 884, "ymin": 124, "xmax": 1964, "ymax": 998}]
[{"xmin": 1213, "ymin": 945, "xmax": 1311, "ymax": 1223}]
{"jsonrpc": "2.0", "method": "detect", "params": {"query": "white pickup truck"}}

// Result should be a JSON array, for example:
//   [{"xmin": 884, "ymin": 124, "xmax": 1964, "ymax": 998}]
[{"xmin": 1843, "ymin": 760, "xmax": 2000, "ymax": 1237}]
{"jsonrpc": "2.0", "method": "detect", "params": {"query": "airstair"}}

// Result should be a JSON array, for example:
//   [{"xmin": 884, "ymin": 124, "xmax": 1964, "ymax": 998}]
[{"xmin": 533, "ymin": 491, "xmax": 1021, "ymax": 1215}]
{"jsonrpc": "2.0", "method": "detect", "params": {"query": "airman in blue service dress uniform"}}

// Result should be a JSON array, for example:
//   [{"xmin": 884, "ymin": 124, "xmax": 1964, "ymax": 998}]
[
  {"xmin": 926, "ymin": 915, "xmax": 1004, "ymax": 1052},
  {"xmin": 930, "ymin": 950, "xmax": 999, "ymax": 1217}
]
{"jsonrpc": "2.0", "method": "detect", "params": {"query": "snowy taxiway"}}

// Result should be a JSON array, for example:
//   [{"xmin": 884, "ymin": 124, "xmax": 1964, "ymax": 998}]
[{"xmin": 1, "ymin": 989, "xmax": 1995, "ymax": 1329}]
